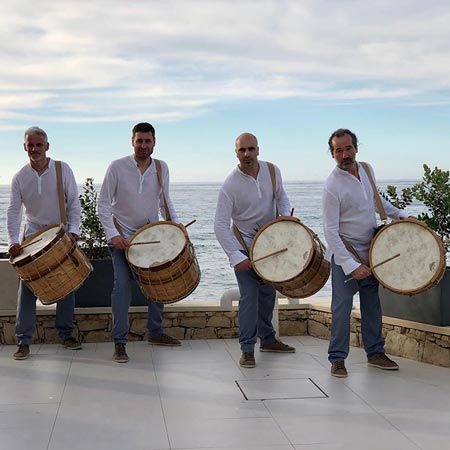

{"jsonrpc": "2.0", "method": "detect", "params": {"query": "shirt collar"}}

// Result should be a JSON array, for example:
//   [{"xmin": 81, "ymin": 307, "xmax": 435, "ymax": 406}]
[{"xmin": 128, "ymin": 155, "xmax": 156, "ymax": 173}]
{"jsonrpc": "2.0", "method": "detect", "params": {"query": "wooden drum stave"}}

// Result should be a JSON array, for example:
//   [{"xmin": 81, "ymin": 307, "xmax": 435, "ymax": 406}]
[
  {"xmin": 369, "ymin": 218, "xmax": 446, "ymax": 295},
  {"xmin": 10, "ymin": 224, "xmax": 93, "ymax": 305},
  {"xmin": 250, "ymin": 216, "xmax": 330, "ymax": 298},
  {"xmin": 126, "ymin": 221, "xmax": 200, "ymax": 304}
]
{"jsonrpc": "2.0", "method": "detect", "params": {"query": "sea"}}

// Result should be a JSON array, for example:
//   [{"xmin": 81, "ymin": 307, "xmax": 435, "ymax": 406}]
[{"xmin": 0, "ymin": 181, "xmax": 428, "ymax": 301}]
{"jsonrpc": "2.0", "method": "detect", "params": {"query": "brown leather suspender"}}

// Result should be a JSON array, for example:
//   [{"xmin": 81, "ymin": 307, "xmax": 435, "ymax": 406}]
[{"xmin": 55, "ymin": 161, "xmax": 67, "ymax": 226}]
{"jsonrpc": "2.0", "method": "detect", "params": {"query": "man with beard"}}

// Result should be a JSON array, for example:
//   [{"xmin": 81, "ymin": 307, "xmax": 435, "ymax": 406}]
[
  {"xmin": 98, "ymin": 122, "xmax": 181, "ymax": 363},
  {"xmin": 323, "ymin": 128, "xmax": 409, "ymax": 378},
  {"xmin": 214, "ymin": 132, "xmax": 295, "ymax": 368},
  {"xmin": 7, "ymin": 126, "xmax": 82, "ymax": 360}
]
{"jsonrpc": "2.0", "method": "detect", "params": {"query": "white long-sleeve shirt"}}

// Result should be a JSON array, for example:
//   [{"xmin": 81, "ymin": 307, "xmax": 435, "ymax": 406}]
[
  {"xmin": 214, "ymin": 160, "xmax": 291, "ymax": 267},
  {"xmin": 98, "ymin": 156, "xmax": 179, "ymax": 240},
  {"xmin": 7, "ymin": 158, "xmax": 81, "ymax": 244},
  {"xmin": 322, "ymin": 162, "xmax": 408, "ymax": 275}
]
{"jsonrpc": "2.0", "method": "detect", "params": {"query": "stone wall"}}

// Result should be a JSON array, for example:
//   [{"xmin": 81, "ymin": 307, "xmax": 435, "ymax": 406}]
[{"xmin": 1, "ymin": 306, "xmax": 450, "ymax": 368}]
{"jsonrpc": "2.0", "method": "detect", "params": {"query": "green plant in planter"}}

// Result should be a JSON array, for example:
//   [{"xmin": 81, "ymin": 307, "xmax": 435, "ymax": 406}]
[
  {"xmin": 381, "ymin": 164, "xmax": 450, "ymax": 252},
  {"xmin": 79, "ymin": 178, "xmax": 109, "ymax": 259}
]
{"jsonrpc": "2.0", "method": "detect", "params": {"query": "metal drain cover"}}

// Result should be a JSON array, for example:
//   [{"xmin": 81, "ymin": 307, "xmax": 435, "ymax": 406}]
[{"xmin": 236, "ymin": 378, "xmax": 327, "ymax": 400}]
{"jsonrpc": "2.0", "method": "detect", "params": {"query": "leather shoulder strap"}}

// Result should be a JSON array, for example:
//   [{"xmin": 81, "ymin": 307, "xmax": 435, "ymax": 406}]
[
  {"xmin": 232, "ymin": 224, "xmax": 249, "ymax": 253},
  {"xmin": 359, "ymin": 161, "xmax": 387, "ymax": 222},
  {"xmin": 154, "ymin": 159, "xmax": 172, "ymax": 222},
  {"xmin": 55, "ymin": 161, "xmax": 67, "ymax": 225},
  {"xmin": 266, "ymin": 162, "xmax": 279, "ymax": 217}
]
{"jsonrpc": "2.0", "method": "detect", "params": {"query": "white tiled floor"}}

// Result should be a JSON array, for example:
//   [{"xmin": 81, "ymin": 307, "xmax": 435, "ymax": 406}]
[{"xmin": 1, "ymin": 337, "xmax": 450, "ymax": 450}]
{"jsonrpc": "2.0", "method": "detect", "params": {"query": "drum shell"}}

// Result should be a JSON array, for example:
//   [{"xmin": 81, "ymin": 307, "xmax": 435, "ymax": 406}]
[
  {"xmin": 369, "ymin": 219, "xmax": 446, "ymax": 295},
  {"xmin": 126, "ymin": 222, "xmax": 201, "ymax": 304},
  {"xmin": 250, "ymin": 217, "xmax": 330, "ymax": 299},
  {"xmin": 10, "ymin": 225, "xmax": 93, "ymax": 305}
]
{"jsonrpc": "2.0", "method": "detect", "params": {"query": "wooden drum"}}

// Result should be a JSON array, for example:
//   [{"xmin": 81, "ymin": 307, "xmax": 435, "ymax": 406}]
[
  {"xmin": 369, "ymin": 218, "xmax": 446, "ymax": 295},
  {"xmin": 126, "ymin": 221, "xmax": 200, "ymax": 304},
  {"xmin": 250, "ymin": 216, "xmax": 330, "ymax": 298},
  {"xmin": 10, "ymin": 224, "xmax": 93, "ymax": 305}
]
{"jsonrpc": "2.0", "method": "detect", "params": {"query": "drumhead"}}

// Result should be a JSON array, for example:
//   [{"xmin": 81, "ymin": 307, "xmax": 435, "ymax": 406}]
[
  {"xmin": 127, "ymin": 223, "xmax": 186, "ymax": 268},
  {"xmin": 251, "ymin": 219, "xmax": 314, "ymax": 282},
  {"xmin": 370, "ymin": 220, "xmax": 444, "ymax": 293},
  {"xmin": 11, "ymin": 225, "xmax": 61, "ymax": 263}
]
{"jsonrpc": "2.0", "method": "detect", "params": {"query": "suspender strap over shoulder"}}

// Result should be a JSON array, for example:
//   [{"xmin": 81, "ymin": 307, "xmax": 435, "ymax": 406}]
[
  {"xmin": 359, "ymin": 161, "xmax": 387, "ymax": 222},
  {"xmin": 55, "ymin": 161, "xmax": 67, "ymax": 226},
  {"xmin": 266, "ymin": 162, "xmax": 279, "ymax": 217},
  {"xmin": 155, "ymin": 159, "xmax": 172, "ymax": 222}
]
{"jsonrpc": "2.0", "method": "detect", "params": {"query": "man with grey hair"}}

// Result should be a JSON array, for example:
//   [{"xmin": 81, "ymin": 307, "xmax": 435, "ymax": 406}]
[{"xmin": 7, "ymin": 126, "xmax": 82, "ymax": 360}]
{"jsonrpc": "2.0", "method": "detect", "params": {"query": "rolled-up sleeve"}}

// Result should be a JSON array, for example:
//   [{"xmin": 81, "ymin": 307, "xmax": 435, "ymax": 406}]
[
  {"xmin": 214, "ymin": 188, "xmax": 247, "ymax": 267},
  {"xmin": 322, "ymin": 188, "xmax": 360, "ymax": 275}
]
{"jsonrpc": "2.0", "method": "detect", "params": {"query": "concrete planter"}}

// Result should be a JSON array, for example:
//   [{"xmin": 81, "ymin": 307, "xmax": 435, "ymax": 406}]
[
  {"xmin": 0, "ymin": 258, "xmax": 19, "ymax": 310},
  {"xmin": 75, "ymin": 258, "xmax": 147, "ymax": 307},
  {"xmin": 380, "ymin": 267, "xmax": 450, "ymax": 326}
]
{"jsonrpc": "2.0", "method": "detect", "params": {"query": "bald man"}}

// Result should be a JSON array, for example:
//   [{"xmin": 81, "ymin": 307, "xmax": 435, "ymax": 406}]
[{"xmin": 214, "ymin": 133, "xmax": 295, "ymax": 368}]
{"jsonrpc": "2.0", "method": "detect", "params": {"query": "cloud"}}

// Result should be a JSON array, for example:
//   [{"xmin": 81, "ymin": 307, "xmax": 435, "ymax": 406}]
[{"xmin": 1, "ymin": 0, "xmax": 450, "ymax": 127}]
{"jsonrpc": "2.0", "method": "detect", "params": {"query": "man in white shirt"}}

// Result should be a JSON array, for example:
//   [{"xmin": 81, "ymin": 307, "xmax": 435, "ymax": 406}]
[
  {"xmin": 214, "ymin": 132, "xmax": 295, "ymax": 368},
  {"xmin": 7, "ymin": 126, "xmax": 82, "ymax": 360},
  {"xmin": 98, "ymin": 122, "xmax": 181, "ymax": 363},
  {"xmin": 323, "ymin": 128, "xmax": 409, "ymax": 378}
]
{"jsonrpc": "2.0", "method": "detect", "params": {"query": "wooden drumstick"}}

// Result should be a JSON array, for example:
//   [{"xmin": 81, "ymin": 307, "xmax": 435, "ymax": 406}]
[
  {"xmin": 290, "ymin": 208, "xmax": 295, "ymax": 216},
  {"xmin": 5, "ymin": 238, "xmax": 43, "ymax": 258},
  {"xmin": 129, "ymin": 240, "xmax": 161, "ymax": 246},
  {"xmin": 184, "ymin": 219, "xmax": 196, "ymax": 228},
  {"xmin": 344, "ymin": 253, "xmax": 401, "ymax": 283},
  {"xmin": 252, "ymin": 247, "xmax": 288, "ymax": 264}
]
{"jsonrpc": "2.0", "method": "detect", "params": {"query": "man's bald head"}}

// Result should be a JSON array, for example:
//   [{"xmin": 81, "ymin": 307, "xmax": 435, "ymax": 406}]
[{"xmin": 235, "ymin": 132, "xmax": 258, "ymax": 149}]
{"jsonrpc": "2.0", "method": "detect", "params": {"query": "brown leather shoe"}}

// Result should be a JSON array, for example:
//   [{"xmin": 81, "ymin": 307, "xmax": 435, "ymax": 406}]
[
  {"xmin": 62, "ymin": 337, "xmax": 82, "ymax": 350},
  {"xmin": 239, "ymin": 352, "xmax": 256, "ymax": 368},
  {"xmin": 148, "ymin": 333, "xmax": 181, "ymax": 346},
  {"xmin": 112, "ymin": 343, "xmax": 129, "ymax": 363},
  {"xmin": 367, "ymin": 353, "xmax": 399, "ymax": 370},
  {"xmin": 13, "ymin": 344, "xmax": 30, "ymax": 360},
  {"xmin": 260, "ymin": 339, "xmax": 296, "ymax": 353},
  {"xmin": 331, "ymin": 360, "xmax": 348, "ymax": 378}
]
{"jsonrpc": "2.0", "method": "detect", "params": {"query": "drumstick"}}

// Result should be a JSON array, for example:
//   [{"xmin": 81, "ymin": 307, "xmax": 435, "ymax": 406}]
[
  {"xmin": 184, "ymin": 219, "xmax": 196, "ymax": 228},
  {"xmin": 344, "ymin": 253, "xmax": 401, "ymax": 283},
  {"xmin": 252, "ymin": 247, "xmax": 288, "ymax": 264},
  {"xmin": 290, "ymin": 208, "xmax": 295, "ymax": 216},
  {"xmin": 129, "ymin": 240, "xmax": 161, "ymax": 246},
  {"xmin": 5, "ymin": 238, "xmax": 43, "ymax": 258}
]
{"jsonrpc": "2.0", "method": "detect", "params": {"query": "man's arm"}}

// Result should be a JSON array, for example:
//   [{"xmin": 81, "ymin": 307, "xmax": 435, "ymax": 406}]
[
  {"xmin": 322, "ymin": 188, "xmax": 361, "ymax": 275},
  {"xmin": 63, "ymin": 163, "xmax": 81, "ymax": 237},
  {"xmin": 159, "ymin": 161, "xmax": 180, "ymax": 224},
  {"xmin": 97, "ymin": 165, "xmax": 121, "ymax": 241},
  {"xmin": 274, "ymin": 165, "xmax": 292, "ymax": 216},
  {"xmin": 7, "ymin": 176, "xmax": 23, "ymax": 247},
  {"xmin": 214, "ymin": 188, "xmax": 248, "ymax": 268}
]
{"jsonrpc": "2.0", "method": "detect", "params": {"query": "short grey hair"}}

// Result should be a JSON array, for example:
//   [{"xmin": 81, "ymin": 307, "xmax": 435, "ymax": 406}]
[{"xmin": 24, "ymin": 126, "xmax": 48, "ymax": 142}]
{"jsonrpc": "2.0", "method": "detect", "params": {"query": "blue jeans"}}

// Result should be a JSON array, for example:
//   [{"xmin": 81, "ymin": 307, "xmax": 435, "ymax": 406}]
[
  {"xmin": 111, "ymin": 248, "xmax": 164, "ymax": 344},
  {"xmin": 15, "ymin": 281, "xmax": 75, "ymax": 345},
  {"xmin": 234, "ymin": 267, "xmax": 277, "ymax": 352},
  {"xmin": 328, "ymin": 257, "xmax": 385, "ymax": 363}
]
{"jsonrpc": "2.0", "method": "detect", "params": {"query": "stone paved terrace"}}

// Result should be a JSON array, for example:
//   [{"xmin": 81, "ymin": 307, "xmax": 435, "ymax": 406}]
[{"xmin": 1, "ymin": 336, "xmax": 450, "ymax": 450}]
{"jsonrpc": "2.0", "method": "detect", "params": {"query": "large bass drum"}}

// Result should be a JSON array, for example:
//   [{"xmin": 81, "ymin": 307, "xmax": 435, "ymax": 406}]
[
  {"xmin": 126, "ymin": 221, "xmax": 200, "ymax": 304},
  {"xmin": 250, "ymin": 216, "xmax": 330, "ymax": 298},
  {"xmin": 369, "ymin": 218, "xmax": 446, "ymax": 295},
  {"xmin": 10, "ymin": 224, "xmax": 92, "ymax": 305}
]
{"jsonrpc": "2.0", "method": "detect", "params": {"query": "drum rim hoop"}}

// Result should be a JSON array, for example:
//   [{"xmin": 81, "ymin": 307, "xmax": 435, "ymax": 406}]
[
  {"xmin": 369, "ymin": 218, "xmax": 446, "ymax": 294},
  {"xmin": 11, "ymin": 224, "xmax": 65, "ymax": 267},
  {"xmin": 250, "ymin": 216, "xmax": 315, "ymax": 282}
]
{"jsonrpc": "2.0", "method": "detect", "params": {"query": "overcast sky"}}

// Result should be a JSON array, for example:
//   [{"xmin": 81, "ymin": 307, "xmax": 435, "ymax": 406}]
[{"xmin": 1, "ymin": 0, "xmax": 449, "ymax": 183}]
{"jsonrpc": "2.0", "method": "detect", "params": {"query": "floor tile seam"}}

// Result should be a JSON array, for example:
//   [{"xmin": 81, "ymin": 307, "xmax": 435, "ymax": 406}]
[
  {"xmin": 261, "ymin": 398, "xmax": 296, "ymax": 447},
  {"xmin": 342, "ymin": 381, "xmax": 424, "ymax": 449},
  {"xmin": 45, "ymin": 353, "xmax": 74, "ymax": 450},
  {"xmin": 149, "ymin": 349, "xmax": 172, "ymax": 449}
]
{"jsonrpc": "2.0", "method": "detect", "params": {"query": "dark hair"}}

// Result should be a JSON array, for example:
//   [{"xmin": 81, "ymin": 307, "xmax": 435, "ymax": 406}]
[
  {"xmin": 328, "ymin": 128, "xmax": 358, "ymax": 153},
  {"xmin": 132, "ymin": 122, "xmax": 155, "ymax": 139}
]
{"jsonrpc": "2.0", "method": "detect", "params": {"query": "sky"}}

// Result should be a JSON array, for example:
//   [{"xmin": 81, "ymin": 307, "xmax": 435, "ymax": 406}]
[{"xmin": 0, "ymin": 0, "xmax": 449, "ymax": 184}]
